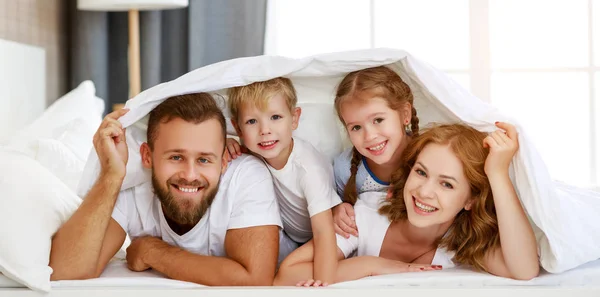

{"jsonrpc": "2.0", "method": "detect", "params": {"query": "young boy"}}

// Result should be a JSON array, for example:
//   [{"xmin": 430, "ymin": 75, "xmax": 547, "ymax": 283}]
[{"xmin": 227, "ymin": 78, "xmax": 341, "ymax": 286}]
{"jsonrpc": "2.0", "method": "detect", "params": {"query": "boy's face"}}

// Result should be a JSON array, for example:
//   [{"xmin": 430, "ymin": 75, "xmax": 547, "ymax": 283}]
[{"xmin": 234, "ymin": 93, "xmax": 301, "ymax": 169}]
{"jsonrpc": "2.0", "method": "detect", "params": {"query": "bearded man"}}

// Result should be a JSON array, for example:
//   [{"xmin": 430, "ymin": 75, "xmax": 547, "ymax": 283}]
[{"xmin": 49, "ymin": 93, "xmax": 282, "ymax": 286}]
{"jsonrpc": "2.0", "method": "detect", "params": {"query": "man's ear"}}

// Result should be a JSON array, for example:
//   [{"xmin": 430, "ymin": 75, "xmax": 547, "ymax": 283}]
[
  {"xmin": 140, "ymin": 142, "xmax": 152, "ymax": 169},
  {"xmin": 221, "ymin": 150, "xmax": 229, "ymax": 173},
  {"xmin": 291, "ymin": 107, "xmax": 302, "ymax": 130},
  {"xmin": 231, "ymin": 118, "xmax": 242, "ymax": 137}
]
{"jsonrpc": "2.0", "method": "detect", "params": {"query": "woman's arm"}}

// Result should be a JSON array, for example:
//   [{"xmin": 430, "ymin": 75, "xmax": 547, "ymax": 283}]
[
  {"xmin": 274, "ymin": 240, "xmax": 440, "ymax": 286},
  {"xmin": 481, "ymin": 122, "xmax": 539, "ymax": 280}
]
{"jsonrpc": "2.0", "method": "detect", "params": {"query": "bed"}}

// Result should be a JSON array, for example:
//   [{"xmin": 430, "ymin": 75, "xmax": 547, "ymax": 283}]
[{"xmin": 1, "ymin": 39, "xmax": 599, "ymax": 296}]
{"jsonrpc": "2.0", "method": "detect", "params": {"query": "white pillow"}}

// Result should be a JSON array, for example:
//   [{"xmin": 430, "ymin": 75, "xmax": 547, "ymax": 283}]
[
  {"xmin": 0, "ymin": 149, "xmax": 81, "ymax": 292},
  {"xmin": 34, "ymin": 138, "xmax": 86, "ymax": 192},
  {"xmin": 7, "ymin": 80, "xmax": 104, "ymax": 159}
]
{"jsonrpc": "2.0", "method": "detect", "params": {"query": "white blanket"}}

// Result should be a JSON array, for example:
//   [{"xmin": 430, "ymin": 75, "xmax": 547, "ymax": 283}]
[{"xmin": 78, "ymin": 48, "xmax": 600, "ymax": 273}]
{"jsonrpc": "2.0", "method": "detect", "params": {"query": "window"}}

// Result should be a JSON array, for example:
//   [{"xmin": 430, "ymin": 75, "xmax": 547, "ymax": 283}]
[{"xmin": 265, "ymin": 0, "xmax": 599, "ymax": 188}]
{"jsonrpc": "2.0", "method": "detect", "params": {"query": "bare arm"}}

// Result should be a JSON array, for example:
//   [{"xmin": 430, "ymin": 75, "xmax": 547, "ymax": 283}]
[
  {"xmin": 140, "ymin": 225, "xmax": 279, "ymax": 286},
  {"xmin": 274, "ymin": 240, "xmax": 438, "ymax": 286},
  {"xmin": 50, "ymin": 178, "xmax": 126, "ymax": 280},
  {"xmin": 483, "ymin": 174, "xmax": 539, "ymax": 280},
  {"xmin": 310, "ymin": 209, "xmax": 338, "ymax": 285},
  {"xmin": 481, "ymin": 122, "xmax": 539, "ymax": 280}
]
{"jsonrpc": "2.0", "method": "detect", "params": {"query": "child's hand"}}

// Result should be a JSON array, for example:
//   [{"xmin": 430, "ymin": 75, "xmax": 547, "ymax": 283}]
[
  {"xmin": 372, "ymin": 259, "xmax": 442, "ymax": 276},
  {"xmin": 333, "ymin": 203, "xmax": 358, "ymax": 238},
  {"xmin": 296, "ymin": 279, "xmax": 328, "ymax": 287},
  {"xmin": 483, "ymin": 122, "xmax": 519, "ymax": 177},
  {"xmin": 224, "ymin": 138, "xmax": 246, "ymax": 162}
]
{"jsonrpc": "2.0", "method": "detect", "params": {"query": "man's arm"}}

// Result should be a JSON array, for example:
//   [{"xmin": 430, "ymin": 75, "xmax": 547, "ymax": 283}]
[
  {"xmin": 49, "ymin": 109, "xmax": 129, "ymax": 280},
  {"xmin": 141, "ymin": 225, "xmax": 279, "ymax": 286}
]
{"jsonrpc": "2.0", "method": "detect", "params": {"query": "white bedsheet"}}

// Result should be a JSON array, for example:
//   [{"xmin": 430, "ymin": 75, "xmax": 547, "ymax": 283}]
[
  {"xmin": 77, "ymin": 48, "xmax": 600, "ymax": 274},
  {"xmin": 2, "ymin": 259, "xmax": 599, "ymax": 289}
]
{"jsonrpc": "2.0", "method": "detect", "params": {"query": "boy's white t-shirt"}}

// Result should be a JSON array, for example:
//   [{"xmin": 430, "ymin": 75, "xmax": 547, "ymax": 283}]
[
  {"xmin": 335, "ymin": 192, "xmax": 456, "ymax": 268},
  {"xmin": 266, "ymin": 137, "xmax": 342, "ymax": 243},
  {"xmin": 111, "ymin": 154, "xmax": 283, "ymax": 257}
]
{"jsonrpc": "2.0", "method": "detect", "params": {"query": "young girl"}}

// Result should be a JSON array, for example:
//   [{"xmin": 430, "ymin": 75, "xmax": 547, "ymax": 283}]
[
  {"xmin": 332, "ymin": 66, "xmax": 419, "ymax": 238},
  {"xmin": 273, "ymin": 123, "xmax": 539, "ymax": 286}
]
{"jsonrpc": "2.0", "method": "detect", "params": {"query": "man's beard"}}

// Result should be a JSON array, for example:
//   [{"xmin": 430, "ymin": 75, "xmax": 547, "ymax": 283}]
[{"xmin": 151, "ymin": 171, "xmax": 220, "ymax": 226}]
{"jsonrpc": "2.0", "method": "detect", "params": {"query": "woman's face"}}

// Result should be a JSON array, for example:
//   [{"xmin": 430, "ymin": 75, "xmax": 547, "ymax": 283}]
[{"xmin": 402, "ymin": 143, "xmax": 473, "ymax": 228}]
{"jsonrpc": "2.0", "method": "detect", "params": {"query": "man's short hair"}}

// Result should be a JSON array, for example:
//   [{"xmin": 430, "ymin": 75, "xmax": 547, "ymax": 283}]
[
  {"xmin": 227, "ymin": 77, "xmax": 297, "ymax": 122},
  {"xmin": 146, "ymin": 93, "xmax": 227, "ymax": 150}
]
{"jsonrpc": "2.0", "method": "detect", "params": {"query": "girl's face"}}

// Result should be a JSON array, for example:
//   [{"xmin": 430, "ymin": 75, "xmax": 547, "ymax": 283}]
[
  {"xmin": 402, "ymin": 143, "xmax": 473, "ymax": 228},
  {"xmin": 340, "ymin": 97, "xmax": 410, "ymax": 166}
]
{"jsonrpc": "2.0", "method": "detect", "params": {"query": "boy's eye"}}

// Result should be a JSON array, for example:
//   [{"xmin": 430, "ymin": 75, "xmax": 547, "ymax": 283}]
[
  {"xmin": 351, "ymin": 125, "xmax": 361, "ymax": 131},
  {"xmin": 271, "ymin": 115, "xmax": 282, "ymax": 120},
  {"xmin": 415, "ymin": 168, "xmax": 426, "ymax": 177},
  {"xmin": 246, "ymin": 119, "xmax": 257, "ymax": 125},
  {"xmin": 374, "ymin": 117, "xmax": 384, "ymax": 124},
  {"xmin": 442, "ymin": 182, "xmax": 454, "ymax": 189}
]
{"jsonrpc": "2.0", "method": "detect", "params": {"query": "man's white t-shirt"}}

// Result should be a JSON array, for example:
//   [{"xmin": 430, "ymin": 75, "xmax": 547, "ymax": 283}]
[
  {"xmin": 266, "ymin": 137, "xmax": 342, "ymax": 244},
  {"xmin": 335, "ymin": 192, "xmax": 456, "ymax": 268},
  {"xmin": 111, "ymin": 154, "xmax": 283, "ymax": 257}
]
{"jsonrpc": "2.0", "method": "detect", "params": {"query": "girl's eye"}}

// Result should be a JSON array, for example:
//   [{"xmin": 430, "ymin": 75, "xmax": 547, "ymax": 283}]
[
  {"xmin": 351, "ymin": 125, "xmax": 361, "ymax": 131},
  {"xmin": 415, "ymin": 169, "xmax": 426, "ymax": 177},
  {"xmin": 442, "ymin": 182, "xmax": 454, "ymax": 189},
  {"xmin": 374, "ymin": 117, "xmax": 384, "ymax": 124},
  {"xmin": 271, "ymin": 115, "xmax": 282, "ymax": 120},
  {"xmin": 246, "ymin": 119, "xmax": 257, "ymax": 125}
]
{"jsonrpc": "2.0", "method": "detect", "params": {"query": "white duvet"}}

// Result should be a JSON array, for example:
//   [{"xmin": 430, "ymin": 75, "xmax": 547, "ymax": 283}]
[{"xmin": 78, "ymin": 48, "xmax": 600, "ymax": 274}]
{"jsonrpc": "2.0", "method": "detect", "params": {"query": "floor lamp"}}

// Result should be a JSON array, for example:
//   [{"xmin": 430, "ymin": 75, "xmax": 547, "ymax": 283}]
[{"xmin": 77, "ymin": 0, "xmax": 188, "ymax": 111}]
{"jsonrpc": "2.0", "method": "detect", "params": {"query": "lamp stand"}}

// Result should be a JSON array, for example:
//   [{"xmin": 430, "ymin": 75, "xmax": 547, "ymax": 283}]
[{"xmin": 113, "ymin": 9, "xmax": 141, "ymax": 111}]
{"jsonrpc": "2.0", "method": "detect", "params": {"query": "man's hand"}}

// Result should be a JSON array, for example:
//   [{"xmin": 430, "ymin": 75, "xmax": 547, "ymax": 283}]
[
  {"xmin": 93, "ymin": 108, "xmax": 130, "ymax": 179},
  {"xmin": 333, "ymin": 203, "xmax": 357, "ymax": 238},
  {"xmin": 126, "ymin": 236, "xmax": 163, "ymax": 272}
]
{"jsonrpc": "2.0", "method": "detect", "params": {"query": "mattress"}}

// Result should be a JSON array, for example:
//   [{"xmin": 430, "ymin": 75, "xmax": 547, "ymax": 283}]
[{"xmin": 2, "ymin": 259, "xmax": 599, "ymax": 289}]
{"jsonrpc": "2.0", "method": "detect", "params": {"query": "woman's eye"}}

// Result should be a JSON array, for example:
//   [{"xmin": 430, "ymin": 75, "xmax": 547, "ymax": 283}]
[
  {"xmin": 415, "ymin": 169, "xmax": 426, "ymax": 177},
  {"xmin": 442, "ymin": 182, "xmax": 454, "ymax": 189},
  {"xmin": 271, "ymin": 115, "xmax": 282, "ymax": 120},
  {"xmin": 351, "ymin": 125, "xmax": 361, "ymax": 131},
  {"xmin": 246, "ymin": 119, "xmax": 257, "ymax": 125}
]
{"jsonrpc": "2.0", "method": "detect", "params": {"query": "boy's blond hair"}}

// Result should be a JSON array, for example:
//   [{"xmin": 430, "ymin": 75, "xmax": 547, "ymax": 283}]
[{"xmin": 228, "ymin": 77, "xmax": 297, "ymax": 121}]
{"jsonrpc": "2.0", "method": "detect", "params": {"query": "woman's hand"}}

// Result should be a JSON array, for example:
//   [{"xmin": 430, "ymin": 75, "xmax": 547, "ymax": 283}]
[
  {"xmin": 371, "ymin": 258, "xmax": 442, "ymax": 276},
  {"xmin": 483, "ymin": 122, "xmax": 519, "ymax": 177}
]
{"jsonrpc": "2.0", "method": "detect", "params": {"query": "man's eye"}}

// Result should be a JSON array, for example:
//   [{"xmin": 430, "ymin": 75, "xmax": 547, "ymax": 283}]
[
  {"xmin": 171, "ymin": 156, "xmax": 182, "ymax": 161},
  {"xmin": 198, "ymin": 158, "xmax": 209, "ymax": 164}
]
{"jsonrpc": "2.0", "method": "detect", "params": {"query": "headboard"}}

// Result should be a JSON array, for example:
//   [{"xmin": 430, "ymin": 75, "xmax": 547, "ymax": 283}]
[{"xmin": 0, "ymin": 39, "xmax": 46, "ymax": 142}]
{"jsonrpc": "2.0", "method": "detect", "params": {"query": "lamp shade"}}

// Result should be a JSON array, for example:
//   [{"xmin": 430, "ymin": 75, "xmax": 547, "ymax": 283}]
[{"xmin": 78, "ymin": 0, "xmax": 188, "ymax": 11}]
